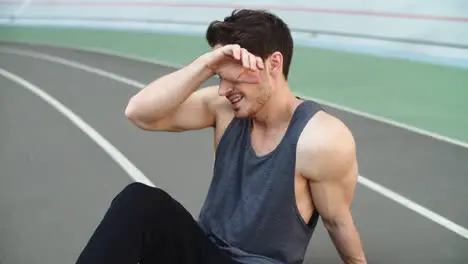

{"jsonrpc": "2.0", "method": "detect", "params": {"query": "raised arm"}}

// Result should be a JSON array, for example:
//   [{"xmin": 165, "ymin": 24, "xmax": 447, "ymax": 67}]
[
  {"xmin": 125, "ymin": 44, "xmax": 263, "ymax": 132},
  {"xmin": 124, "ymin": 55, "xmax": 217, "ymax": 132},
  {"xmin": 298, "ymin": 112, "xmax": 367, "ymax": 264}
]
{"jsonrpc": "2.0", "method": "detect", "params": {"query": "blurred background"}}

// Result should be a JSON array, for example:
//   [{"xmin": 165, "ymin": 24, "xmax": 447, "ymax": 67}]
[
  {"xmin": 1, "ymin": 1, "xmax": 468, "ymax": 264},
  {"xmin": 1, "ymin": 0, "xmax": 467, "ymax": 143}
]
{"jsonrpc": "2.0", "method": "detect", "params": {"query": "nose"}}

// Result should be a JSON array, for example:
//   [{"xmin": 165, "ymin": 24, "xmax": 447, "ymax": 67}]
[{"xmin": 218, "ymin": 79, "xmax": 233, "ymax": 97}]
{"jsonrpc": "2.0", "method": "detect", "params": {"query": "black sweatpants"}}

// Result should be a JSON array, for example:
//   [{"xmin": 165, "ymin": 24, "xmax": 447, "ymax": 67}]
[{"xmin": 76, "ymin": 182, "xmax": 239, "ymax": 264}]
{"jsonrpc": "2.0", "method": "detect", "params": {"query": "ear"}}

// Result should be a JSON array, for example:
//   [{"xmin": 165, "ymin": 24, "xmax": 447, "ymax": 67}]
[{"xmin": 267, "ymin": 51, "xmax": 283, "ymax": 76}]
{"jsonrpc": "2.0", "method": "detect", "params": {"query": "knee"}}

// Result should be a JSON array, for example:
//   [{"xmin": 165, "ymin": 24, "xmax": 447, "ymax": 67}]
[{"xmin": 111, "ymin": 182, "xmax": 172, "ymax": 209}]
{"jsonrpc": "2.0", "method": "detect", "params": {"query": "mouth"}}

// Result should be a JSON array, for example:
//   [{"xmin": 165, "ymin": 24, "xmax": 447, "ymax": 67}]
[{"xmin": 228, "ymin": 95, "xmax": 244, "ymax": 109}]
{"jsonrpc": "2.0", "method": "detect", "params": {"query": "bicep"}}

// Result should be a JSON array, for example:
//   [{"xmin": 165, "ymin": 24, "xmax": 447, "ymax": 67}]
[
  {"xmin": 139, "ymin": 86, "xmax": 219, "ymax": 132},
  {"xmin": 300, "ymin": 114, "xmax": 358, "ymax": 224},
  {"xmin": 309, "ymin": 163, "xmax": 357, "ymax": 225}
]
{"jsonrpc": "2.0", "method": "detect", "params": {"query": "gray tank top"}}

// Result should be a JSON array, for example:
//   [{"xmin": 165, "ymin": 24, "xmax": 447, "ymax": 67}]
[{"xmin": 198, "ymin": 99, "xmax": 322, "ymax": 264}]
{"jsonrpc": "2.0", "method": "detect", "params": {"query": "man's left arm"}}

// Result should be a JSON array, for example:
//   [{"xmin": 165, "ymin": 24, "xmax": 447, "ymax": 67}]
[{"xmin": 300, "ymin": 115, "xmax": 366, "ymax": 263}]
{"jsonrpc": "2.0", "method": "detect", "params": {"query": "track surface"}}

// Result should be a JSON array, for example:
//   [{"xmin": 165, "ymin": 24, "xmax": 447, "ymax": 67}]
[{"xmin": 0, "ymin": 43, "xmax": 467, "ymax": 264}]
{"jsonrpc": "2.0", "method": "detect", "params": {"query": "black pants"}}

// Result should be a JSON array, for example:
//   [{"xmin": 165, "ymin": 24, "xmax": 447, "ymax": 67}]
[{"xmin": 76, "ymin": 182, "xmax": 239, "ymax": 264}]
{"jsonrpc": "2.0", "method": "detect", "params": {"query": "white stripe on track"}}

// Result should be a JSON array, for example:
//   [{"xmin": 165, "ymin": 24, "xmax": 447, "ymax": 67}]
[
  {"xmin": 0, "ymin": 67, "xmax": 156, "ymax": 188},
  {"xmin": 3, "ymin": 44, "xmax": 467, "ymax": 149},
  {"xmin": 1, "ymin": 48, "xmax": 467, "ymax": 240}
]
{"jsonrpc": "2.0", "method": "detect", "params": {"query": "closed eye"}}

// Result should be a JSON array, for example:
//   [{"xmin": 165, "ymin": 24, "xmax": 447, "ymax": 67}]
[{"xmin": 217, "ymin": 74, "xmax": 238, "ymax": 84}]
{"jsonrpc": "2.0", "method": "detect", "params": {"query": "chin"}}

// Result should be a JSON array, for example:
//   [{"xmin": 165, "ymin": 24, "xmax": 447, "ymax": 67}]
[
  {"xmin": 234, "ymin": 113, "xmax": 251, "ymax": 119},
  {"xmin": 233, "ymin": 110, "xmax": 249, "ymax": 119},
  {"xmin": 233, "ymin": 107, "xmax": 256, "ymax": 119}
]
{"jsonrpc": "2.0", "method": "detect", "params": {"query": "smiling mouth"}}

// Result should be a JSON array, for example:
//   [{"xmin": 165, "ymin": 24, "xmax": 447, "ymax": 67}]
[
  {"xmin": 227, "ymin": 96, "xmax": 243, "ymax": 110},
  {"xmin": 228, "ymin": 95, "xmax": 243, "ymax": 104},
  {"xmin": 231, "ymin": 97, "xmax": 242, "ymax": 104}
]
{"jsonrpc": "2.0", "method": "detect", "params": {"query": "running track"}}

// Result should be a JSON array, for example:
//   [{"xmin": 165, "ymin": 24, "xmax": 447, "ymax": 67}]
[{"xmin": 0, "ymin": 43, "xmax": 467, "ymax": 264}]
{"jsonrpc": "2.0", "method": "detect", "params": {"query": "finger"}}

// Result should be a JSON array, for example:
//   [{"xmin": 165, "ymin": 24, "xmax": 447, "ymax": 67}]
[
  {"xmin": 256, "ymin": 57, "xmax": 264, "ymax": 69},
  {"xmin": 232, "ymin": 45, "xmax": 241, "ymax": 60},
  {"xmin": 249, "ymin": 54, "xmax": 258, "ymax": 71},
  {"xmin": 222, "ymin": 44, "xmax": 240, "ymax": 60},
  {"xmin": 241, "ymin": 49, "xmax": 250, "ymax": 69}
]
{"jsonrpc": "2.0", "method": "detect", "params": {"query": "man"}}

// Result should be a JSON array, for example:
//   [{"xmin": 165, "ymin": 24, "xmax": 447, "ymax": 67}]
[{"xmin": 76, "ymin": 9, "xmax": 366, "ymax": 264}]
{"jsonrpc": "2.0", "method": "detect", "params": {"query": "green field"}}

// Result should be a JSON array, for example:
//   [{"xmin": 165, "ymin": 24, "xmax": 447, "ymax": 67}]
[{"xmin": 1, "ymin": 25, "xmax": 467, "ymax": 143}]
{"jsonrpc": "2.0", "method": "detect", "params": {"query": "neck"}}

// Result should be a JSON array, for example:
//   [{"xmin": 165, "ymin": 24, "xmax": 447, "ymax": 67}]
[{"xmin": 252, "ymin": 83, "xmax": 301, "ymax": 130}]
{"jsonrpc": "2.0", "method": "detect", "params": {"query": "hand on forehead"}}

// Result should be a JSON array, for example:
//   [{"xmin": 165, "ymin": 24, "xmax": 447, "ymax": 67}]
[{"xmin": 216, "ymin": 58, "xmax": 262, "ymax": 84}]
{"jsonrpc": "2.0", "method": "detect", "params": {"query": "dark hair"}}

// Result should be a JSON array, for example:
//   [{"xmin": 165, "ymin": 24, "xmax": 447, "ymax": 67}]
[{"xmin": 206, "ymin": 9, "xmax": 294, "ymax": 79}]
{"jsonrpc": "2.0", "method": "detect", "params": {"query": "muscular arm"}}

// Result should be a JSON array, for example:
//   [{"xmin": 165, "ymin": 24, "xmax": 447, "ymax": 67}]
[
  {"xmin": 125, "ymin": 55, "xmax": 217, "ymax": 131},
  {"xmin": 299, "ymin": 112, "xmax": 366, "ymax": 263},
  {"xmin": 124, "ymin": 44, "xmax": 262, "ymax": 132}
]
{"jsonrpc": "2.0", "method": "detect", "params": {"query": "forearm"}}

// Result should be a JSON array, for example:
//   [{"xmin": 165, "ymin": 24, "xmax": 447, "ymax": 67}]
[
  {"xmin": 325, "ymin": 220, "xmax": 366, "ymax": 264},
  {"xmin": 125, "ymin": 53, "xmax": 214, "ymax": 123}
]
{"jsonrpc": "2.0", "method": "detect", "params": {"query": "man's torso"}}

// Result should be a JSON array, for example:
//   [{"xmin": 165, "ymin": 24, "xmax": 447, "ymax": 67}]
[
  {"xmin": 198, "ymin": 97, "xmax": 326, "ymax": 263},
  {"xmin": 211, "ymin": 97, "xmax": 323, "ymax": 225}
]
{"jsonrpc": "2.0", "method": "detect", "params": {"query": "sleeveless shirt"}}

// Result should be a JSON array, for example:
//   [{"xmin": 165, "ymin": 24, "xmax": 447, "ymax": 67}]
[{"xmin": 198, "ymin": 99, "xmax": 323, "ymax": 264}]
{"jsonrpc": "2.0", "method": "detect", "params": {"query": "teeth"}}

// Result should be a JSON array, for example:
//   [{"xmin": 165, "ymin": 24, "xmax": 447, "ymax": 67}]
[{"xmin": 231, "ymin": 96, "xmax": 242, "ymax": 103}]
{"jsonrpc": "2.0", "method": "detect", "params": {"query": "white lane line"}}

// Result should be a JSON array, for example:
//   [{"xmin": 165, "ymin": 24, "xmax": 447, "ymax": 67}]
[
  {"xmin": 0, "ymin": 67, "xmax": 156, "ymax": 188},
  {"xmin": 0, "ymin": 48, "xmax": 146, "ymax": 88},
  {"xmin": 358, "ymin": 177, "xmax": 468, "ymax": 239},
  {"xmin": 2, "ymin": 43, "xmax": 466, "ymax": 149},
  {"xmin": 1, "ymin": 47, "xmax": 468, "ymax": 240},
  {"xmin": 295, "ymin": 92, "xmax": 468, "ymax": 149}
]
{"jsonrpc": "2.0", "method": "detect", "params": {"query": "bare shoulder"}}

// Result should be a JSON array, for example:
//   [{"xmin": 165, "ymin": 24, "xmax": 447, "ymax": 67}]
[
  {"xmin": 201, "ymin": 85, "xmax": 233, "ymax": 119},
  {"xmin": 194, "ymin": 85, "xmax": 222, "ymax": 107},
  {"xmin": 296, "ymin": 110, "xmax": 357, "ymax": 182},
  {"xmin": 200, "ymin": 86, "xmax": 230, "ymax": 111},
  {"xmin": 200, "ymin": 85, "xmax": 235, "ymax": 147}
]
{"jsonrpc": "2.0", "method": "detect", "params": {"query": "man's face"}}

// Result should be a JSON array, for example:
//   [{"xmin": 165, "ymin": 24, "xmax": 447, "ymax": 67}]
[{"xmin": 216, "ymin": 58, "xmax": 272, "ymax": 119}]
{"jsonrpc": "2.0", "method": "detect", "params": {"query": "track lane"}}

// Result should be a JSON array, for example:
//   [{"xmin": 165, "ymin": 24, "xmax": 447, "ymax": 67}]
[
  {"xmin": 0, "ymin": 68, "xmax": 134, "ymax": 264},
  {"xmin": 1, "ymin": 49, "xmax": 467, "ymax": 264},
  {"xmin": 0, "ymin": 52, "xmax": 218, "ymax": 214},
  {"xmin": 2, "ymin": 43, "xmax": 467, "ymax": 229}
]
